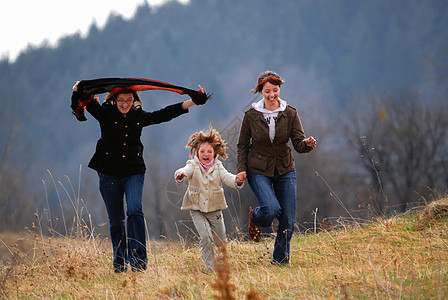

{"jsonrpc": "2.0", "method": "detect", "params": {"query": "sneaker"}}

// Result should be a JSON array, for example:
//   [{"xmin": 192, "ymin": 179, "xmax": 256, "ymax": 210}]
[{"xmin": 248, "ymin": 209, "xmax": 261, "ymax": 242}]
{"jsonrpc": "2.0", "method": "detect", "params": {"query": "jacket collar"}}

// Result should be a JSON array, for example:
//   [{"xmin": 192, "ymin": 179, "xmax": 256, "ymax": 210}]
[
  {"xmin": 193, "ymin": 155, "xmax": 221, "ymax": 173},
  {"xmin": 252, "ymin": 98, "xmax": 287, "ymax": 113}
]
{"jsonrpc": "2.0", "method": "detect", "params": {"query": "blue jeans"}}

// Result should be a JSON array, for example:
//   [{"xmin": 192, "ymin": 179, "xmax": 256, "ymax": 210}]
[
  {"xmin": 247, "ymin": 169, "xmax": 297, "ymax": 264},
  {"xmin": 99, "ymin": 173, "xmax": 147, "ymax": 272}
]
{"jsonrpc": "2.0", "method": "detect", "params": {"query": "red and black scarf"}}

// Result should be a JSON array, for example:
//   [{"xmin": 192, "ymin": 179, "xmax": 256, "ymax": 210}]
[{"xmin": 71, "ymin": 77, "xmax": 210, "ymax": 121}]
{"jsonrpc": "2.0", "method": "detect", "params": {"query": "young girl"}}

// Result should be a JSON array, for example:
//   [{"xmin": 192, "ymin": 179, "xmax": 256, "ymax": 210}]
[{"xmin": 175, "ymin": 128, "xmax": 245, "ymax": 271}]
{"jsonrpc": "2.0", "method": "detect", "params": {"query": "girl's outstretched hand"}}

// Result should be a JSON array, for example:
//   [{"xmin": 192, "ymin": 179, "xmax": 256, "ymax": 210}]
[{"xmin": 174, "ymin": 170, "xmax": 186, "ymax": 183}]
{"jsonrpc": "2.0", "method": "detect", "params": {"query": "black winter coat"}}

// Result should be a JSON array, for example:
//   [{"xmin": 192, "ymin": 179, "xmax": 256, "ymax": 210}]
[{"xmin": 86, "ymin": 100, "xmax": 188, "ymax": 177}]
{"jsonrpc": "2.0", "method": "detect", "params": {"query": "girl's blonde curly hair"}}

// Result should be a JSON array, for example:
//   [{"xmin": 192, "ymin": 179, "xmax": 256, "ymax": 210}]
[{"xmin": 185, "ymin": 127, "xmax": 228, "ymax": 160}]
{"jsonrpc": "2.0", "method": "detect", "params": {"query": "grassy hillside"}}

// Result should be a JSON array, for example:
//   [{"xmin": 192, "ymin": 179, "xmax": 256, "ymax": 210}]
[{"xmin": 1, "ymin": 197, "xmax": 447, "ymax": 299}]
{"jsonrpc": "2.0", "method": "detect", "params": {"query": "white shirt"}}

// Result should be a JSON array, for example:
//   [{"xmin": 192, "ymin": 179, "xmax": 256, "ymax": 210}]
[{"xmin": 252, "ymin": 98, "xmax": 287, "ymax": 142}]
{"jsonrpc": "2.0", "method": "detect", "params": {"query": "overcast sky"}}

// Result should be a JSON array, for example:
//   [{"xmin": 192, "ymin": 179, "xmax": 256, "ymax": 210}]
[{"xmin": 0, "ymin": 0, "xmax": 188, "ymax": 62}]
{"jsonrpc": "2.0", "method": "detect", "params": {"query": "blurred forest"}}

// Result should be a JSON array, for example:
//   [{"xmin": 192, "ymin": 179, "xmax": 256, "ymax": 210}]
[{"xmin": 0, "ymin": 0, "xmax": 447, "ymax": 239}]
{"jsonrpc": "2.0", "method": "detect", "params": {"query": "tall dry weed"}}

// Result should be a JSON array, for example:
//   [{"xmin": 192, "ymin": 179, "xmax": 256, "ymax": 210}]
[
  {"xmin": 211, "ymin": 243, "xmax": 236, "ymax": 300},
  {"xmin": 211, "ymin": 243, "xmax": 263, "ymax": 300}
]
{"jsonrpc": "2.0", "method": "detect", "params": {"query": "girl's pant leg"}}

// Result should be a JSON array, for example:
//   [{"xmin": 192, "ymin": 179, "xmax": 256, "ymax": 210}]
[
  {"xmin": 124, "ymin": 174, "xmax": 147, "ymax": 270},
  {"xmin": 190, "ymin": 210, "xmax": 218, "ymax": 270},
  {"xmin": 99, "ymin": 173, "xmax": 127, "ymax": 272},
  {"xmin": 206, "ymin": 210, "xmax": 227, "ymax": 246},
  {"xmin": 272, "ymin": 169, "xmax": 297, "ymax": 264}
]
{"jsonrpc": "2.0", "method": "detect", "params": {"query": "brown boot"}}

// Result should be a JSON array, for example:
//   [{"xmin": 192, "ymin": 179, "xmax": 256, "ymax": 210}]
[{"xmin": 248, "ymin": 209, "xmax": 261, "ymax": 242}]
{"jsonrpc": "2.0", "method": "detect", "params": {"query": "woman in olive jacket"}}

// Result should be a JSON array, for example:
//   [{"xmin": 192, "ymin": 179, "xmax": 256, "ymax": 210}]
[
  {"xmin": 72, "ymin": 81, "xmax": 208, "ymax": 273},
  {"xmin": 236, "ymin": 71, "xmax": 316, "ymax": 265}
]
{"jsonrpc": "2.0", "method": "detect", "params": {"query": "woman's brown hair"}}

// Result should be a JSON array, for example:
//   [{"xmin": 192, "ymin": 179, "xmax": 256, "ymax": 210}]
[
  {"xmin": 251, "ymin": 71, "xmax": 285, "ymax": 93},
  {"xmin": 105, "ymin": 89, "xmax": 143, "ymax": 109},
  {"xmin": 185, "ymin": 127, "xmax": 228, "ymax": 160}
]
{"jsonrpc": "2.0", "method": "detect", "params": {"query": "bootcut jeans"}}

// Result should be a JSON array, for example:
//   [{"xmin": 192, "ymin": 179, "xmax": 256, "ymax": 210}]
[
  {"xmin": 99, "ymin": 173, "xmax": 147, "ymax": 272},
  {"xmin": 247, "ymin": 168, "xmax": 297, "ymax": 264}
]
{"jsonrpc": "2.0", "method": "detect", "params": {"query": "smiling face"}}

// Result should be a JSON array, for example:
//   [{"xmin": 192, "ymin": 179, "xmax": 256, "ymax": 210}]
[
  {"xmin": 198, "ymin": 142, "xmax": 215, "ymax": 165},
  {"xmin": 261, "ymin": 82, "xmax": 280, "ymax": 108},
  {"xmin": 116, "ymin": 92, "xmax": 134, "ymax": 114}
]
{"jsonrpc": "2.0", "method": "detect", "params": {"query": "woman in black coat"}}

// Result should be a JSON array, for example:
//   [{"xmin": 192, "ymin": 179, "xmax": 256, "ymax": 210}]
[{"xmin": 72, "ymin": 81, "xmax": 209, "ymax": 272}]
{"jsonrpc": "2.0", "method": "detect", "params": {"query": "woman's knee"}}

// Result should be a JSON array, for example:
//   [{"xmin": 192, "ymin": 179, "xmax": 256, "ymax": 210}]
[
  {"xmin": 260, "ymin": 203, "xmax": 281, "ymax": 220},
  {"xmin": 126, "ymin": 198, "xmax": 143, "ymax": 217}
]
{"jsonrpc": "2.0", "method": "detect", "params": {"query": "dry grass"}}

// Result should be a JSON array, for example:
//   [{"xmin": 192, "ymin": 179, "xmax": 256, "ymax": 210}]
[
  {"xmin": 1, "ymin": 197, "xmax": 448, "ymax": 299},
  {"xmin": 415, "ymin": 197, "xmax": 448, "ymax": 230}
]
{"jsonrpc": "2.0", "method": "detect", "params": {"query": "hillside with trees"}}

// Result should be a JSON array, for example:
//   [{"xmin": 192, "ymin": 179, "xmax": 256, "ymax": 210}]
[{"xmin": 0, "ymin": 0, "xmax": 447, "ymax": 238}]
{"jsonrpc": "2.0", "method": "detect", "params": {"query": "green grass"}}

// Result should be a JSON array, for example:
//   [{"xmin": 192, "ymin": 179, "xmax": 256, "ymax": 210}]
[{"xmin": 1, "ymin": 197, "xmax": 447, "ymax": 299}]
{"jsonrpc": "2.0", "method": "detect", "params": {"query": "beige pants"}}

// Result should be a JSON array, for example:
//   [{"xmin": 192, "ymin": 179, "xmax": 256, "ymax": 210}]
[{"xmin": 190, "ymin": 209, "xmax": 227, "ymax": 270}]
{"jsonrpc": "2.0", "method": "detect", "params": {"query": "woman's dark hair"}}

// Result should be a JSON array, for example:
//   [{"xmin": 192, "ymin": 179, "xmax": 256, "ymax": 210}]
[
  {"xmin": 105, "ymin": 89, "xmax": 143, "ymax": 109},
  {"xmin": 251, "ymin": 71, "xmax": 285, "ymax": 93}
]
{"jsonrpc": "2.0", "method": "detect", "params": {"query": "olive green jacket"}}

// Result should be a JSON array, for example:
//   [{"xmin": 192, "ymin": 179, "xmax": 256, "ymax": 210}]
[{"xmin": 237, "ymin": 105, "xmax": 312, "ymax": 177}]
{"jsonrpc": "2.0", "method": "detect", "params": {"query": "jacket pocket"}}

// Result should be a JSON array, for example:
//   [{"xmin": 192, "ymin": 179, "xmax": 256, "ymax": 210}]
[
  {"xmin": 248, "ymin": 151, "xmax": 268, "ymax": 172},
  {"xmin": 187, "ymin": 187, "xmax": 201, "ymax": 206},
  {"xmin": 209, "ymin": 188, "xmax": 226, "ymax": 210}
]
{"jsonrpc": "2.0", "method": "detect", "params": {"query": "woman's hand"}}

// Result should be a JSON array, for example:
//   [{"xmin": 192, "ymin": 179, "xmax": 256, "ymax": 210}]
[
  {"xmin": 183, "ymin": 85, "xmax": 212, "ymax": 109},
  {"xmin": 181, "ymin": 99, "xmax": 195, "ymax": 110},
  {"xmin": 72, "ymin": 81, "xmax": 80, "ymax": 92},
  {"xmin": 236, "ymin": 171, "xmax": 247, "ymax": 184},
  {"xmin": 190, "ymin": 85, "xmax": 212, "ymax": 105},
  {"xmin": 305, "ymin": 136, "xmax": 317, "ymax": 148}
]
